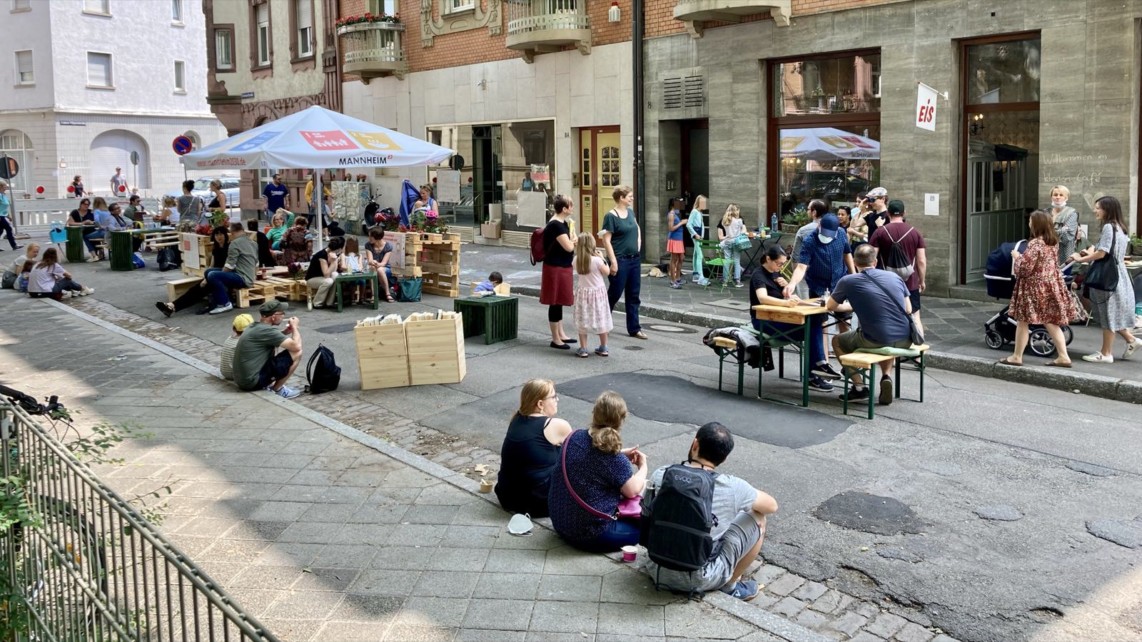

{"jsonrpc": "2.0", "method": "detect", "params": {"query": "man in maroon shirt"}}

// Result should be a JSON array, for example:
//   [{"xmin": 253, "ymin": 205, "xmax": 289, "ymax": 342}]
[{"xmin": 868, "ymin": 199, "xmax": 927, "ymax": 335}]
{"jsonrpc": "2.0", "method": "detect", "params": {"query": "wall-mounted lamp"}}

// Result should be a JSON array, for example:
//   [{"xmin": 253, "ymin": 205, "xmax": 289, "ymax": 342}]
[{"xmin": 608, "ymin": 1, "xmax": 620, "ymax": 23}]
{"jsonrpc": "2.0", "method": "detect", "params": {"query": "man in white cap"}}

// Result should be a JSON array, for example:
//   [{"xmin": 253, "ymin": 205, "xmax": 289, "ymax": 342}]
[
  {"xmin": 863, "ymin": 187, "xmax": 889, "ymax": 238},
  {"xmin": 231, "ymin": 300, "xmax": 303, "ymax": 398}
]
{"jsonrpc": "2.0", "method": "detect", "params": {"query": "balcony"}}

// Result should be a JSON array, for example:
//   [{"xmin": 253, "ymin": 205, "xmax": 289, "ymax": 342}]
[
  {"xmin": 506, "ymin": 0, "xmax": 590, "ymax": 64},
  {"xmin": 338, "ymin": 21, "xmax": 406, "ymax": 82},
  {"xmin": 673, "ymin": 0, "xmax": 791, "ymax": 38}
]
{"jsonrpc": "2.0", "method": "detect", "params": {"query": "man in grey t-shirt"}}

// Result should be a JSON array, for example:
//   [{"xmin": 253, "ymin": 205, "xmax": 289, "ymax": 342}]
[{"xmin": 643, "ymin": 423, "xmax": 778, "ymax": 600}]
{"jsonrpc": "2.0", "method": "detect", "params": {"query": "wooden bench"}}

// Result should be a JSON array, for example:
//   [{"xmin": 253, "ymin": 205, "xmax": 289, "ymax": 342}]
[
  {"xmin": 709, "ymin": 326, "xmax": 801, "ymax": 397},
  {"xmin": 838, "ymin": 344, "xmax": 930, "ymax": 419},
  {"xmin": 165, "ymin": 277, "xmax": 202, "ymax": 302}
]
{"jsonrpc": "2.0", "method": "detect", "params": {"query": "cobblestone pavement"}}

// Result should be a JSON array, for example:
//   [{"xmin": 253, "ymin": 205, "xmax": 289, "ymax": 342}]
[{"xmin": 0, "ymin": 289, "xmax": 963, "ymax": 642}]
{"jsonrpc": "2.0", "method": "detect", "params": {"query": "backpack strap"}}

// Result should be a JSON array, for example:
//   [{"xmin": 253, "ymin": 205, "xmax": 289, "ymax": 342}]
[
  {"xmin": 561, "ymin": 430, "xmax": 617, "ymax": 521},
  {"xmin": 885, "ymin": 225, "xmax": 913, "ymax": 245}
]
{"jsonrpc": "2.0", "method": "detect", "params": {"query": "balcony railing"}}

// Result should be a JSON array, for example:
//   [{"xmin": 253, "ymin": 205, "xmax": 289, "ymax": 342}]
[
  {"xmin": 338, "ymin": 21, "xmax": 406, "ymax": 82},
  {"xmin": 506, "ymin": 0, "xmax": 591, "ymax": 63},
  {"xmin": 673, "ymin": 0, "xmax": 791, "ymax": 38}
]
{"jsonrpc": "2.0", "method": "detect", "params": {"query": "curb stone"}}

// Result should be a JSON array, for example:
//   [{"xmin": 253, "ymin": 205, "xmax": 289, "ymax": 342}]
[{"xmin": 49, "ymin": 296, "xmax": 961, "ymax": 642}]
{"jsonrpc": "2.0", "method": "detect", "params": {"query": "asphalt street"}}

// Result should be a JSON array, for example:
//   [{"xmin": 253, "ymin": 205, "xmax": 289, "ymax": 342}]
[{"xmin": 5, "ymin": 248, "xmax": 1142, "ymax": 642}]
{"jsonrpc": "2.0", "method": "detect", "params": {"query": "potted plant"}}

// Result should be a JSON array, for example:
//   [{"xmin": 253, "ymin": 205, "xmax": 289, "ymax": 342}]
[
  {"xmin": 781, "ymin": 206, "xmax": 810, "ymax": 233},
  {"xmin": 336, "ymin": 12, "xmax": 400, "ymax": 31}
]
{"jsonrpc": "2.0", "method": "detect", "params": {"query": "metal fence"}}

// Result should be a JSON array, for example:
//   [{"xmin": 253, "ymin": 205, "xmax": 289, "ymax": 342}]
[{"xmin": 0, "ymin": 399, "xmax": 279, "ymax": 641}]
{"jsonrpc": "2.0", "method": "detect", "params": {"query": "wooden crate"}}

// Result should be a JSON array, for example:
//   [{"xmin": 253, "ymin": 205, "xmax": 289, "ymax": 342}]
[
  {"xmin": 356, "ymin": 323, "xmax": 410, "ymax": 389},
  {"xmin": 405, "ymin": 315, "xmax": 465, "ymax": 385},
  {"xmin": 180, "ymin": 234, "xmax": 213, "ymax": 278},
  {"xmin": 423, "ymin": 272, "xmax": 460, "ymax": 298}
]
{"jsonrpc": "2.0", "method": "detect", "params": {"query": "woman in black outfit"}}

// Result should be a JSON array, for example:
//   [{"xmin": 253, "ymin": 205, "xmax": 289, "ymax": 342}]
[
  {"xmin": 495, "ymin": 379, "xmax": 573, "ymax": 517},
  {"xmin": 154, "ymin": 226, "xmax": 230, "ymax": 318},
  {"xmin": 540, "ymin": 195, "xmax": 577, "ymax": 349}
]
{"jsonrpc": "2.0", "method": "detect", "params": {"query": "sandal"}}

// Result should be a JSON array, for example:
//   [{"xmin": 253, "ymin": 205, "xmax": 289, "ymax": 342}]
[
  {"xmin": 576, "ymin": 347, "xmax": 589, "ymax": 358},
  {"xmin": 1044, "ymin": 360, "xmax": 1073, "ymax": 368},
  {"xmin": 386, "ymin": 295, "xmax": 395, "ymax": 302},
  {"xmin": 594, "ymin": 346, "xmax": 609, "ymax": 357},
  {"xmin": 996, "ymin": 357, "xmax": 1022, "ymax": 367}
]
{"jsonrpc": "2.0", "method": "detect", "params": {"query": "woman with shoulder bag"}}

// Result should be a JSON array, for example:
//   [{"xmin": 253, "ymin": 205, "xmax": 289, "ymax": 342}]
[
  {"xmin": 1069, "ymin": 195, "xmax": 1141, "ymax": 362},
  {"xmin": 541, "ymin": 195, "xmax": 577, "ymax": 349},
  {"xmin": 717, "ymin": 204, "xmax": 748, "ymax": 288},
  {"xmin": 548, "ymin": 391, "xmax": 647, "ymax": 553},
  {"xmin": 494, "ymin": 379, "xmax": 573, "ymax": 518}
]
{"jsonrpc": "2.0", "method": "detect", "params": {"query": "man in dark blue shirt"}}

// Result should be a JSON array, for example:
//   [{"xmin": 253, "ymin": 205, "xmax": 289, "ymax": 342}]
[
  {"xmin": 827, "ymin": 244, "xmax": 915, "ymax": 405},
  {"xmin": 785, "ymin": 213, "xmax": 855, "ymax": 300},
  {"xmin": 262, "ymin": 174, "xmax": 290, "ymax": 220}
]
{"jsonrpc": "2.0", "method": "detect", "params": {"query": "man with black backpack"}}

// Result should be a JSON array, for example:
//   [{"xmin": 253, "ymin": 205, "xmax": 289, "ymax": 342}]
[
  {"xmin": 869, "ymin": 199, "xmax": 927, "ymax": 336},
  {"xmin": 642, "ymin": 423, "xmax": 778, "ymax": 601}
]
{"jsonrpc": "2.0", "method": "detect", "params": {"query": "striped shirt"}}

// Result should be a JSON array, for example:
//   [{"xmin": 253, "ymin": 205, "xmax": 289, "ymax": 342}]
[{"xmin": 220, "ymin": 336, "xmax": 239, "ymax": 380}]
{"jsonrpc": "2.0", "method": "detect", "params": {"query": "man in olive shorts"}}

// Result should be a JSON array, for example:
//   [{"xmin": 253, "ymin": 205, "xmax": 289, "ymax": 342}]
[{"xmin": 231, "ymin": 300, "xmax": 304, "ymax": 398}]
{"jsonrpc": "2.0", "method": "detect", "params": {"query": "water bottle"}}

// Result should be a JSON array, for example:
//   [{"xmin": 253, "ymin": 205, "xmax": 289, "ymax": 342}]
[{"xmin": 770, "ymin": 213, "xmax": 778, "ymax": 232}]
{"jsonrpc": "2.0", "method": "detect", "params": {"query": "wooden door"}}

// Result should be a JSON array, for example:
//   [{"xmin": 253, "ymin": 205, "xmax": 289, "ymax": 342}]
[{"xmin": 578, "ymin": 126, "xmax": 620, "ymax": 235}]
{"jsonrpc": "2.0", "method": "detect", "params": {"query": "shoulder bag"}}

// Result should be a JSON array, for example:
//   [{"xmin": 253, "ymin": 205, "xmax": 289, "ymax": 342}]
[
  {"xmin": 1084, "ymin": 226, "xmax": 1120, "ymax": 292},
  {"xmin": 560, "ymin": 430, "xmax": 641, "ymax": 521},
  {"xmin": 863, "ymin": 271, "xmax": 924, "ymax": 346}
]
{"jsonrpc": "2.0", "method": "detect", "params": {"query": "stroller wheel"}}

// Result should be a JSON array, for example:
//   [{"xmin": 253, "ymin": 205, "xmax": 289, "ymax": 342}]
[
  {"xmin": 1061, "ymin": 325, "xmax": 1074, "ymax": 345},
  {"xmin": 1028, "ymin": 328, "xmax": 1057, "ymax": 358},
  {"xmin": 985, "ymin": 330, "xmax": 1005, "ymax": 350}
]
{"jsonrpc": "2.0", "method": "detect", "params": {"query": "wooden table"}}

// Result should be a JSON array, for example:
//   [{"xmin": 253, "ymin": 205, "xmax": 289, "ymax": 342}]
[{"xmin": 752, "ymin": 302, "xmax": 831, "ymax": 407}]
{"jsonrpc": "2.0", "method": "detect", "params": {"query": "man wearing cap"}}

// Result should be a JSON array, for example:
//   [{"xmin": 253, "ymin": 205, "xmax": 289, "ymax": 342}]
[
  {"xmin": 790, "ymin": 200, "xmax": 829, "ymax": 298},
  {"xmin": 784, "ymin": 211, "xmax": 855, "ymax": 305},
  {"xmin": 231, "ymin": 300, "xmax": 303, "ymax": 398},
  {"xmin": 220, "ymin": 313, "xmax": 254, "ymax": 381},
  {"xmin": 863, "ymin": 187, "xmax": 890, "ymax": 238},
  {"xmin": 869, "ymin": 199, "xmax": 927, "ymax": 335}
]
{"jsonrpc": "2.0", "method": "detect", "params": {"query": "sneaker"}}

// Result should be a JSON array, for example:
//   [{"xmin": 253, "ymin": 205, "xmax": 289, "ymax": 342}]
[
  {"xmin": 734, "ymin": 281, "xmax": 745, "ymax": 288},
  {"xmin": 274, "ymin": 385, "xmax": 301, "ymax": 399},
  {"xmin": 839, "ymin": 387, "xmax": 870, "ymax": 402},
  {"xmin": 1082, "ymin": 352, "xmax": 1113, "ymax": 363},
  {"xmin": 80, "ymin": 287, "xmax": 95, "ymax": 296},
  {"xmin": 811, "ymin": 362, "xmax": 842, "ymax": 380},
  {"xmin": 208, "ymin": 302, "xmax": 234, "ymax": 314},
  {"xmin": 670, "ymin": 282, "xmax": 682, "ymax": 289},
  {"xmin": 12, "ymin": 245, "xmax": 23, "ymax": 251},
  {"xmin": 1124, "ymin": 340, "xmax": 1141, "ymax": 360},
  {"xmin": 808, "ymin": 376, "xmax": 834, "ymax": 392},
  {"xmin": 879, "ymin": 377, "xmax": 894, "ymax": 406},
  {"xmin": 721, "ymin": 579, "xmax": 759, "ymax": 602},
  {"xmin": 697, "ymin": 279, "xmax": 711, "ymax": 287}
]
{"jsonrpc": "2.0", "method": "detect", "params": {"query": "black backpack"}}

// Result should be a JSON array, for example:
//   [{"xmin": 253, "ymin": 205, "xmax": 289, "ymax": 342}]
[
  {"xmin": 643, "ymin": 463, "xmax": 719, "ymax": 576},
  {"xmin": 305, "ymin": 344, "xmax": 341, "ymax": 394},
  {"xmin": 882, "ymin": 226, "xmax": 916, "ymax": 281}
]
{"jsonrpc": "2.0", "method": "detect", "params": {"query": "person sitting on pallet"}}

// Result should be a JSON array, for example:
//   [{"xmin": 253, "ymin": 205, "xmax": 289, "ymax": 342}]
[
  {"xmin": 231, "ymin": 300, "xmax": 303, "ymax": 399},
  {"xmin": 641, "ymin": 422, "xmax": 778, "ymax": 602},
  {"xmin": 826, "ymin": 244, "xmax": 915, "ymax": 406},
  {"xmin": 750, "ymin": 245, "xmax": 839, "ymax": 393},
  {"xmin": 205, "ymin": 222, "xmax": 259, "ymax": 315}
]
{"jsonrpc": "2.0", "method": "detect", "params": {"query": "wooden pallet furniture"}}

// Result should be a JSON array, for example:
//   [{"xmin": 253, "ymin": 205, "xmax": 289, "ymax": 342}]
[
  {"xmin": 389, "ymin": 232, "xmax": 462, "ymax": 298},
  {"xmin": 356, "ymin": 320, "xmax": 410, "ymax": 390},
  {"xmin": 405, "ymin": 312, "xmax": 466, "ymax": 385}
]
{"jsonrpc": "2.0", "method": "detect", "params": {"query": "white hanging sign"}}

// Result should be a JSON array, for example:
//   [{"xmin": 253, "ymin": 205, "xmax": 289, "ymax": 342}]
[{"xmin": 915, "ymin": 82, "xmax": 939, "ymax": 132}]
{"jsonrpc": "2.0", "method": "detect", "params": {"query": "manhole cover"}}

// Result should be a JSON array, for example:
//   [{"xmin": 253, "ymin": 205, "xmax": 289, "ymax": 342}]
[
  {"xmin": 315, "ymin": 322, "xmax": 358, "ymax": 334},
  {"xmin": 623, "ymin": 346, "xmax": 644, "ymax": 351},
  {"xmin": 646, "ymin": 324, "xmax": 695, "ymax": 334}
]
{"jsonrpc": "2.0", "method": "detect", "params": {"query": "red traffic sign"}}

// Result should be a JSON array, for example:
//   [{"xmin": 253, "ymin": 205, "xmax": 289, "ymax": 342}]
[
  {"xmin": 67, "ymin": 185, "xmax": 75, "ymax": 193},
  {"xmin": 36, "ymin": 186, "xmax": 44, "ymax": 194},
  {"xmin": 172, "ymin": 135, "xmax": 194, "ymax": 156}
]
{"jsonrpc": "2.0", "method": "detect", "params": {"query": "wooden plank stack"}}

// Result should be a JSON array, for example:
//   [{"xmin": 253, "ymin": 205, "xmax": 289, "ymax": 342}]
[
  {"xmin": 355, "ymin": 311, "xmax": 465, "ymax": 390},
  {"xmin": 389, "ymin": 232, "xmax": 462, "ymax": 297}
]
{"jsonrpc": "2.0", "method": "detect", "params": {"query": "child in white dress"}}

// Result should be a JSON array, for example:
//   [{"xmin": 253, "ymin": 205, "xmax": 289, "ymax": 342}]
[{"xmin": 573, "ymin": 233, "xmax": 616, "ymax": 357}]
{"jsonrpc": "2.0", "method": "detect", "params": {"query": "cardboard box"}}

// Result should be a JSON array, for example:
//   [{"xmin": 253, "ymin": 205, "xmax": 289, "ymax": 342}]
[{"xmin": 480, "ymin": 220, "xmax": 502, "ymax": 239}]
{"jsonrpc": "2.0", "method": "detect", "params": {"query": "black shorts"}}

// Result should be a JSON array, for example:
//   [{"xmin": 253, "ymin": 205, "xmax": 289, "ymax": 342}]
[
  {"xmin": 255, "ymin": 351, "xmax": 295, "ymax": 389},
  {"xmin": 908, "ymin": 289, "xmax": 921, "ymax": 312}
]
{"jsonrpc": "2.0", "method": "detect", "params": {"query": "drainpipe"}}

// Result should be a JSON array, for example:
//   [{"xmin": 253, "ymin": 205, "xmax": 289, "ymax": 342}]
[{"xmin": 633, "ymin": 0, "xmax": 646, "ymax": 258}]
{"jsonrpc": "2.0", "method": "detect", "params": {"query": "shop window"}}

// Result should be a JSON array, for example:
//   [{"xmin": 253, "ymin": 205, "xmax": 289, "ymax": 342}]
[
  {"xmin": 768, "ymin": 51, "xmax": 881, "ymax": 221},
  {"xmin": 967, "ymin": 40, "xmax": 1040, "ymax": 104}
]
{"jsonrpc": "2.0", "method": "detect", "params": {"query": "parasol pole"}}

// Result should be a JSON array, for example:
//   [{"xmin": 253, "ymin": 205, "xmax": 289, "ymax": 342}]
[{"xmin": 314, "ymin": 169, "xmax": 324, "ymax": 252}]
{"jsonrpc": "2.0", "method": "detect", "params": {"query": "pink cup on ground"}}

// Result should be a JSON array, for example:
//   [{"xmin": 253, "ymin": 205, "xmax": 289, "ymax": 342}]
[{"xmin": 621, "ymin": 545, "xmax": 637, "ymax": 562}]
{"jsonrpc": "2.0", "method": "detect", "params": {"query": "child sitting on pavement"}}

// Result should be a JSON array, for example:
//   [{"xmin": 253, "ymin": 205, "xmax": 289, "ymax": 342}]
[{"xmin": 220, "ymin": 314, "xmax": 254, "ymax": 381}]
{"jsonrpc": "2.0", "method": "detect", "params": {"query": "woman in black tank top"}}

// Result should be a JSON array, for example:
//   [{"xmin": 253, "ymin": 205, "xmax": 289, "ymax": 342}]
[{"xmin": 495, "ymin": 379, "xmax": 573, "ymax": 517}]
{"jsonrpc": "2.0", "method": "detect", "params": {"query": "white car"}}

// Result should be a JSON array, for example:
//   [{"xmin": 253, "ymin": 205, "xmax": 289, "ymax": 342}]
[{"xmin": 165, "ymin": 177, "xmax": 239, "ymax": 208}]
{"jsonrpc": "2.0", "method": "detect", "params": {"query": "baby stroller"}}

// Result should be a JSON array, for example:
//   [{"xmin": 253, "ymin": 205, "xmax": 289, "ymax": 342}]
[{"xmin": 982, "ymin": 240, "xmax": 1074, "ymax": 358}]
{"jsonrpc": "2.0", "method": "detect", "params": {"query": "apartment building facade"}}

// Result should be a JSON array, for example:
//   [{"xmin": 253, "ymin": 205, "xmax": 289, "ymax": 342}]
[
  {"xmin": 0, "ymin": 0, "xmax": 226, "ymax": 199},
  {"xmin": 335, "ymin": 0, "xmax": 1142, "ymax": 295},
  {"xmin": 202, "ymin": 0, "xmax": 343, "ymax": 213}
]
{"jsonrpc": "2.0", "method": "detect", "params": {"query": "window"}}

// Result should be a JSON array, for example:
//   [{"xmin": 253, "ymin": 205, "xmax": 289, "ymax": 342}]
[
  {"xmin": 86, "ymin": 52, "xmax": 113, "ymax": 88},
  {"xmin": 367, "ymin": 0, "xmax": 397, "ymax": 15},
  {"xmin": 12, "ymin": 0, "xmax": 31, "ymax": 11},
  {"xmin": 447, "ymin": 0, "xmax": 475, "ymax": 14},
  {"xmin": 173, "ymin": 60, "xmax": 185, "ymax": 92},
  {"xmin": 213, "ymin": 27, "xmax": 234, "ymax": 71},
  {"xmin": 294, "ymin": 0, "xmax": 313, "ymax": 59},
  {"xmin": 15, "ymin": 50, "xmax": 33, "ymax": 85},
  {"xmin": 0, "ymin": 130, "xmax": 33, "ymax": 193},
  {"xmin": 967, "ymin": 39, "xmax": 1041, "ymax": 104},
  {"xmin": 171, "ymin": 0, "xmax": 182, "ymax": 22},
  {"xmin": 768, "ymin": 51, "xmax": 881, "ymax": 220},
  {"xmin": 83, "ymin": 0, "xmax": 109, "ymax": 14},
  {"xmin": 255, "ymin": 3, "xmax": 271, "ymax": 67}
]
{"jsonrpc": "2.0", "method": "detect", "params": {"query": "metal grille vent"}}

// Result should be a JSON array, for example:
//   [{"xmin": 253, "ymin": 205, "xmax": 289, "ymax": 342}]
[{"xmin": 663, "ymin": 74, "xmax": 704, "ymax": 109}]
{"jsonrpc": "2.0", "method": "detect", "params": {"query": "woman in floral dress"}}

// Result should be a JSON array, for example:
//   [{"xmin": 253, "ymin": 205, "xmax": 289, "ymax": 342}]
[{"xmin": 998, "ymin": 210, "xmax": 1075, "ymax": 367}]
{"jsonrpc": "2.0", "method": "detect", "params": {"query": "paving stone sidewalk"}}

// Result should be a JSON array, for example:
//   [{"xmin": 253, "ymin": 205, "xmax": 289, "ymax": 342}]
[{"xmin": 0, "ymin": 291, "xmax": 959, "ymax": 639}]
